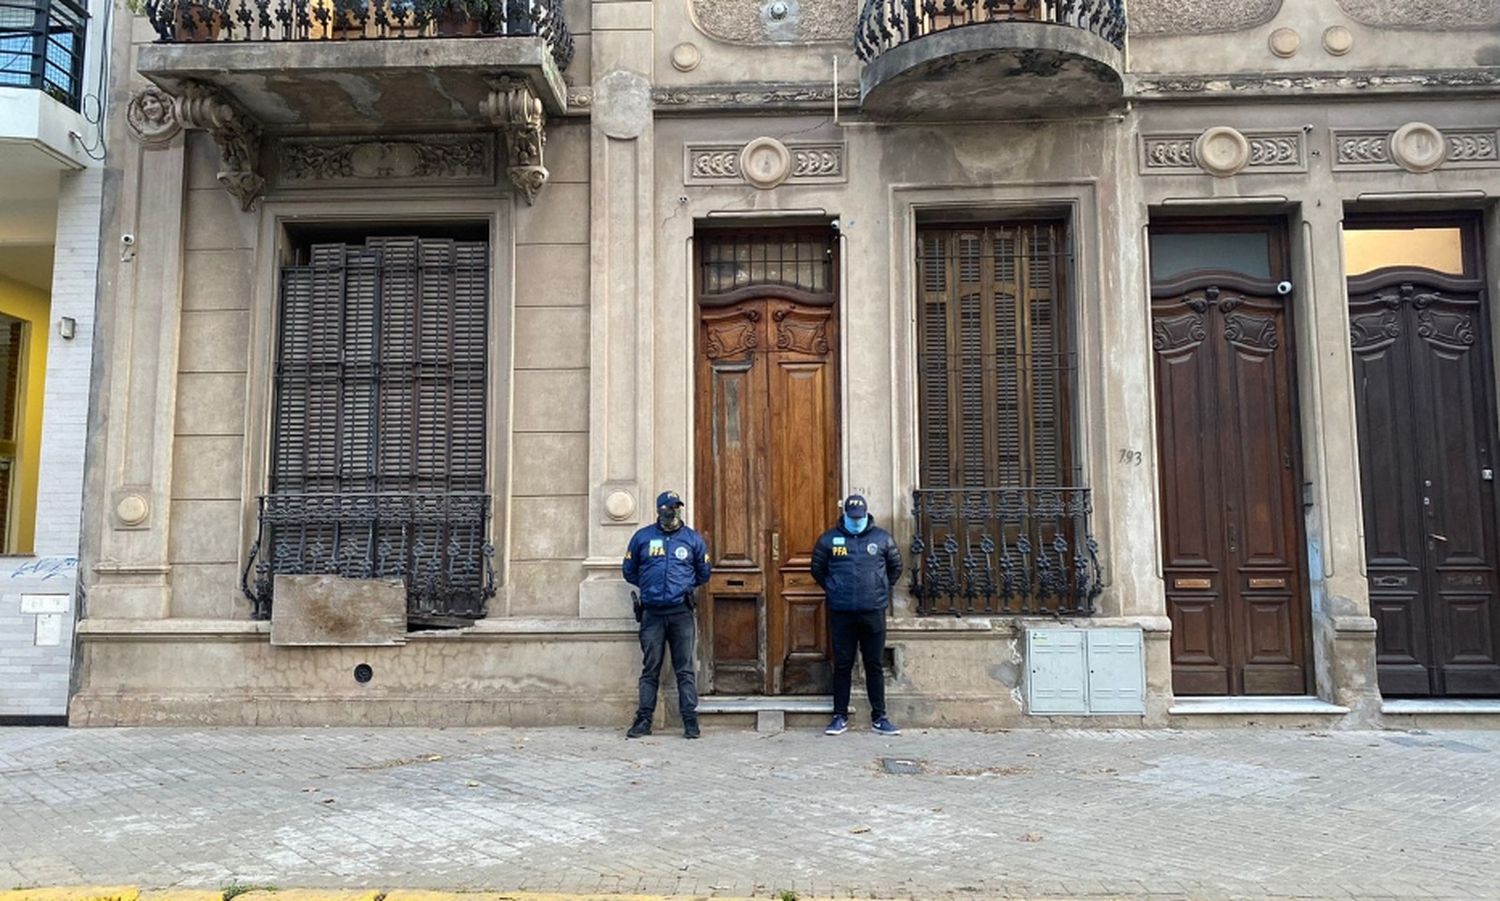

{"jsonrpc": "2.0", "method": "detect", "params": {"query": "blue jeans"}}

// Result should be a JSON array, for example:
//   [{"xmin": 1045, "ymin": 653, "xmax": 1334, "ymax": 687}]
[{"xmin": 636, "ymin": 604, "xmax": 698, "ymax": 720}]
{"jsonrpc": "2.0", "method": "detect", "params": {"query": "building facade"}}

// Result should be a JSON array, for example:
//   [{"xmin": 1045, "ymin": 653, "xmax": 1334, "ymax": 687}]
[
  {"xmin": 70, "ymin": 0, "xmax": 1500, "ymax": 727},
  {"xmin": 0, "ymin": 0, "xmax": 105, "ymax": 721}
]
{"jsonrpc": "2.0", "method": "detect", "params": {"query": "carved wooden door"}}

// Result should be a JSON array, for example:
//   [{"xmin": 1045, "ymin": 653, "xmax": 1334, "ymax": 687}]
[
  {"xmin": 1150, "ymin": 224, "xmax": 1310, "ymax": 695},
  {"xmin": 1347, "ymin": 223, "xmax": 1500, "ymax": 696},
  {"xmin": 696, "ymin": 281, "xmax": 840, "ymax": 694}
]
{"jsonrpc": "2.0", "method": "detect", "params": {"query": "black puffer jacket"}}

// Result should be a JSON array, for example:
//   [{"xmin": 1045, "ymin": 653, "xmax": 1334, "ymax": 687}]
[{"xmin": 810, "ymin": 517, "xmax": 903, "ymax": 612}]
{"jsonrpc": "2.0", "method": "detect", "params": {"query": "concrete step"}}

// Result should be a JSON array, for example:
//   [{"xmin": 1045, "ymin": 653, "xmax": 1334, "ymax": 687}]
[{"xmin": 697, "ymin": 695, "xmax": 835, "ymax": 732}]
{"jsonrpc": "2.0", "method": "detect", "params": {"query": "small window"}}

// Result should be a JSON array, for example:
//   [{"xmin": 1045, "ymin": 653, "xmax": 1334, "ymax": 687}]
[
  {"xmin": 1149, "ymin": 230, "xmax": 1272, "ymax": 280},
  {"xmin": 1344, "ymin": 226, "xmax": 1467, "ymax": 278}
]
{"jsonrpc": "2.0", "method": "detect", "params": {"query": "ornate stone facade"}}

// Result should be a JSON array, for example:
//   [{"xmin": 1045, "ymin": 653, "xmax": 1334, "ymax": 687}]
[
  {"xmin": 690, "ymin": 0, "xmax": 857, "ymax": 44},
  {"xmin": 1129, "ymin": 0, "xmax": 1281, "ymax": 36},
  {"xmin": 1336, "ymin": 0, "xmax": 1500, "ymax": 30},
  {"xmin": 276, "ymin": 135, "xmax": 497, "ymax": 188}
]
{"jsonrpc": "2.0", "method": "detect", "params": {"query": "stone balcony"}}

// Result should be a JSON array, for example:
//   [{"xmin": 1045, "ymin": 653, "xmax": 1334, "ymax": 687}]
[
  {"xmin": 132, "ymin": 0, "xmax": 574, "ymax": 207},
  {"xmin": 854, "ymin": 0, "xmax": 1126, "ymax": 120}
]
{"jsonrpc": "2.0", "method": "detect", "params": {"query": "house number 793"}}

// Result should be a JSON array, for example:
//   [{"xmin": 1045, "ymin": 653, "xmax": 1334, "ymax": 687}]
[{"xmin": 1119, "ymin": 449, "xmax": 1143, "ymax": 466}]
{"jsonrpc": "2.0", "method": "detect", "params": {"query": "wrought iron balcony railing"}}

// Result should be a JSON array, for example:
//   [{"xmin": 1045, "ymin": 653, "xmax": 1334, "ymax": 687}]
[
  {"xmin": 143, "ymin": 0, "xmax": 573, "ymax": 69},
  {"xmin": 910, "ymin": 487, "xmax": 1102, "ymax": 616},
  {"xmin": 855, "ymin": 0, "xmax": 1125, "ymax": 64},
  {"xmin": 241, "ymin": 492, "xmax": 496, "ymax": 624},
  {"xmin": 0, "ymin": 0, "xmax": 87, "ymax": 110}
]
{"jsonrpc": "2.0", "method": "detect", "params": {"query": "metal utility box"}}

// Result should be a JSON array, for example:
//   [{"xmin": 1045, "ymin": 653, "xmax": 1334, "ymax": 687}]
[{"xmin": 1026, "ymin": 627, "xmax": 1145, "ymax": 715}]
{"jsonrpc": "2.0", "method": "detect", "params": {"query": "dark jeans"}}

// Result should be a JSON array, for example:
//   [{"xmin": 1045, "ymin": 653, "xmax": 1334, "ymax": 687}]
[
  {"xmin": 831, "ymin": 608, "xmax": 887, "ymax": 720},
  {"xmin": 636, "ymin": 604, "xmax": 698, "ymax": 720}
]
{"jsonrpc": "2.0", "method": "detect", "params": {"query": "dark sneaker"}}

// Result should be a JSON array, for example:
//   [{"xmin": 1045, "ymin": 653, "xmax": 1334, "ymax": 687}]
[
  {"xmin": 626, "ymin": 714, "xmax": 652, "ymax": 738},
  {"xmin": 683, "ymin": 718, "xmax": 701, "ymax": 740},
  {"xmin": 824, "ymin": 714, "xmax": 849, "ymax": 735},
  {"xmin": 871, "ymin": 716, "xmax": 901, "ymax": 736}
]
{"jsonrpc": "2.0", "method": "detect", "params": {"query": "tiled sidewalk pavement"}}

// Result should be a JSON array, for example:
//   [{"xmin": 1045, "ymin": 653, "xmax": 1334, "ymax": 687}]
[{"xmin": 2, "ymin": 726, "xmax": 1498, "ymax": 899}]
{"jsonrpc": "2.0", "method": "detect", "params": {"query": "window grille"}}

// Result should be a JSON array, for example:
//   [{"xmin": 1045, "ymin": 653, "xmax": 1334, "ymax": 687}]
[{"xmin": 243, "ymin": 236, "xmax": 495, "ymax": 623}]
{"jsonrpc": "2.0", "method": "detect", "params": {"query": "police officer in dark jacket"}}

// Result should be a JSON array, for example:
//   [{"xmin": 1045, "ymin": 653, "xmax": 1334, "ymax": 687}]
[
  {"xmin": 810, "ymin": 494, "xmax": 903, "ymax": 736},
  {"xmin": 622, "ymin": 490, "xmax": 711, "ymax": 739}
]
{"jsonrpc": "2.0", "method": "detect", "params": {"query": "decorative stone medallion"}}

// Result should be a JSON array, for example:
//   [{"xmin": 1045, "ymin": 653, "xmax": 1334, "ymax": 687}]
[
  {"xmin": 690, "ymin": 0, "xmax": 857, "ymax": 45},
  {"xmin": 671, "ymin": 42, "xmax": 703, "ymax": 72},
  {"xmin": 126, "ymin": 88, "xmax": 182, "ymax": 144},
  {"xmin": 1268, "ymin": 28, "xmax": 1301, "ymax": 58},
  {"xmin": 1322, "ymin": 26, "xmax": 1354, "ymax": 56},
  {"xmin": 1142, "ymin": 130, "xmax": 1305, "ymax": 174},
  {"xmin": 1194, "ymin": 127, "xmax": 1252, "ymax": 177},
  {"xmin": 739, "ymin": 137, "xmax": 793, "ymax": 189},
  {"xmin": 116, "ymin": 494, "xmax": 150, "ymax": 527},
  {"xmin": 594, "ymin": 69, "xmax": 654, "ymax": 141},
  {"xmin": 1390, "ymin": 122, "xmax": 1448, "ymax": 173},
  {"xmin": 605, "ymin": 490, "xmax": 636, "ymax": 521}
]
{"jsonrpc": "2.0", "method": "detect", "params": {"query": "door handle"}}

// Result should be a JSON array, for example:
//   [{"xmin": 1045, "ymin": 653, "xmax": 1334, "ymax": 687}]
[
  {"xmin": 1431, "ymin": 533, "xmax": 1449, "ymax": 542},
  {"xmin": 771, "ymin": 531, "xmax": 780, "ymax": 562},
  {"xmin": 1226, "ymin": 522, "xmax": 1238, "ymax": 555}
]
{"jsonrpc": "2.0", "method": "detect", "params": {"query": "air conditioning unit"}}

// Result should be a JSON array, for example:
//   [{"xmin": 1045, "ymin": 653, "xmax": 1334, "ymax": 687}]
[{"xmin": 1026, "ymin": 627, "xmax": 1145, "ymax": 715}]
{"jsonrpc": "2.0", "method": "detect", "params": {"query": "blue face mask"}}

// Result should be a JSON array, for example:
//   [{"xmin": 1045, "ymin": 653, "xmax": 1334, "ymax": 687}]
[{"xmin": 843, "ymin": 514, "xmax": 869, "ymax": 534}]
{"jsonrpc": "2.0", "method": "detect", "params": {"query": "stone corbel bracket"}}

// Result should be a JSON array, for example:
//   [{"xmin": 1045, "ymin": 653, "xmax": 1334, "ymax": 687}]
[
  {"xmin": 174, "ymin": 81, "xmax": 265, "ymax": 211},
  {"xmin": 482, "ymin": 77, "xmax": 548, "ymax": 206}
]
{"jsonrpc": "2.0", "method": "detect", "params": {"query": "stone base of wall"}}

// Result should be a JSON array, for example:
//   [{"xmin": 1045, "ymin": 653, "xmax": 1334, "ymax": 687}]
[{"xmin": 71, "ymin": 614, "xmax": 1181, "ymax": 728}]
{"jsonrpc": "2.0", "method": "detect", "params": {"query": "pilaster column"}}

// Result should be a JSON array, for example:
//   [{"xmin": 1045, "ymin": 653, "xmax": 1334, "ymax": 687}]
[
  {"xmin": 579, "ymin": 1, "xmax": 657, "ymax": 616},
  {"xmin": 88, "ymin": 87, "xmax": 190, "ymax": 618},
  {"xmin": 1297, "ymin": 202, "xmax": 1380, "ymax": 714}
]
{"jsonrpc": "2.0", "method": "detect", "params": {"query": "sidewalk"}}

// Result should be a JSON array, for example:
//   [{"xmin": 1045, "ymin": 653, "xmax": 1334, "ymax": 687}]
[{"xmin": 2, "ymin": 725, "xmax": 1497, "ymax": 899}]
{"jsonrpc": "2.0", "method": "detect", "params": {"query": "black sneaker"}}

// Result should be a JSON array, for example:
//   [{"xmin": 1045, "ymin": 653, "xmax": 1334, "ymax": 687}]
[
  {"xmin": 626, "ymin": 714, "xmax": 652, "ymax": 738},
  {"xmin": 683, "ymin": 718, "xmax": 700, "ymax": 740}
]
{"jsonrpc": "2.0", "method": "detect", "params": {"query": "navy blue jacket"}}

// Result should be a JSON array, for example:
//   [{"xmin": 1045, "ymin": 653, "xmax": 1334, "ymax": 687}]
[
  {"xmin": 810, "ymin": 517, "xmax": 903, "ymax": 612},
  {"xmin": 623, "ymin": 522, "xmax": 712, "ymax": 606}
]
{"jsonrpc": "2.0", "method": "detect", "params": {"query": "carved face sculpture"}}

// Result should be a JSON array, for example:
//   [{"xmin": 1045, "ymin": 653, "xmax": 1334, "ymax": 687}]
[{"xmin": 137, "ymin": 91, "xmax": 167, "ymax": 125}]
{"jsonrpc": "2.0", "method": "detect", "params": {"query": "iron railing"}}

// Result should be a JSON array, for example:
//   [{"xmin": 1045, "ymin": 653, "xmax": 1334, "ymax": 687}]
[
  {"xmin": 910, "ymin": 487, "xmax": 1101, "ymax": 616},
  {"xmin": 242, "ymin": 492, "xmax": 496, "ymax": 623},
  {"xmin": 855, "ymin": 0, "xmax": 1126, "ymax": 64},
  {"xmin": 143, "ymin": 0, "xmax": 573, "ymax": 69},
  {"xmin": 0, "ymin": 0, "xmax": 87, "ymax": 109}
]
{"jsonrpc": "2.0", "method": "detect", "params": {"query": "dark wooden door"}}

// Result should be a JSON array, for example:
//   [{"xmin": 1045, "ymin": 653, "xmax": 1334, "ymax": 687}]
[
  {"xmin": 1347, "ymin": 223, "xmax": 1500, "ymax": 696},
  {"xmin": 1151, "ymin": 224, "xmax": 1310, "ymax": 695},
  {"xmin": 696, "ymin": 287, "xmax": 840, "ymax": 695}
]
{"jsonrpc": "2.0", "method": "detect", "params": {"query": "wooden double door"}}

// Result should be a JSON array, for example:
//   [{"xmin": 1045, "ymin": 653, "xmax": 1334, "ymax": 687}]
[
  {"xmin": 1347, "ymin": 218, "xmax": 1500, "ymax": 696},
  {"xmin": 1150, "ymin": 222, "xmax": 1311, "ymax": 695},
  {"xmin": 695, "ymin": 287, "xmax": 840, "ymax": 695}
]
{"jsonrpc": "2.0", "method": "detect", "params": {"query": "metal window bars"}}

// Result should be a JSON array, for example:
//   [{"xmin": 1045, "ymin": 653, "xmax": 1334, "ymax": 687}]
[
  {"xmin": 142, "ymin": 0, "xmax": 573, "ymax": 69},
  {"xmin": 910, "ymin": 487, "xmax": 1102, "ymax": 616},
  {"xmin": 0, "ymin": 0, "xmax": 88, "ymax": 110},
  {"xmin": 855, "ymin": 0, "xmax": 1126, "ymax": 64}
]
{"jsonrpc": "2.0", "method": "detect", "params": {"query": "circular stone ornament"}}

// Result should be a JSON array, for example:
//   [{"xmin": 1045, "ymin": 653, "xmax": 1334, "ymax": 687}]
[
  {"xmin": 1322, "ymin": 25, "xmax": 1354, "ymax": 55},
  {"xmin": 739, "ymin": 137, "xmax": 793, "ymax": 189},
  {"xmin": 1268, "ymin": 27, "xmax": 1301, "ymax": 58},
  {"xmin": 116, "ymin": 494, "xmax": 150, "ymax": 526},
  {"xmin": 670, "ymin": 42, "xmax": 702, "ymax": 72},
  {"xmin": 605, "ymin": 490, "xmax": 636, "ymax": 521},
  {"xmin": 1194, "ymin": 127, "xmax": 1252, "ymax": 177},
  {"xmin": 1390, "ymin": 122, "xmax": 1448, "ymax": 173}
]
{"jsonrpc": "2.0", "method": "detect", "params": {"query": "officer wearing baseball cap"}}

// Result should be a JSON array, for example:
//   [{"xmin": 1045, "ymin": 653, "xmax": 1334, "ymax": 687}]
[
  {"xmin": 622, "ymin": 490, "xmax": 711, "ymax": 739},
  {"xmin": 811, "ymin": 493, "xmax": 903, "ymax": 736}
]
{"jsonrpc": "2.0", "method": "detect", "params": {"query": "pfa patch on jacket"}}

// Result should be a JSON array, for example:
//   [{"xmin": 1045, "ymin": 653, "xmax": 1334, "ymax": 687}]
[{"xmin": 649, "ymin": 539, "xmax": 666, "ymax": 557}]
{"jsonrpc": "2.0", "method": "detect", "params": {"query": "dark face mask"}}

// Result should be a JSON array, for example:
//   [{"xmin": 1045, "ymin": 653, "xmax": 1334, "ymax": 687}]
[{"xmin": 658, "ymin": 506, "xmax": 683, "ymax": 531}]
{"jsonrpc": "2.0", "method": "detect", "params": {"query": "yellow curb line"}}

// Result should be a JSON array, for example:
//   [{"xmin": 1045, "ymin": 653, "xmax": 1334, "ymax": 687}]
[{"xmin": 0, "ymin": 889, "xmax": 140, "ymax": 901}]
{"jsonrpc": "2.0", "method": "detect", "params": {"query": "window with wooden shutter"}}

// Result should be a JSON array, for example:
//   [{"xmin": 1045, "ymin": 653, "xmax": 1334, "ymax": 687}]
[
  {"xmin": 911, "ymin": 222, "xmax": 1099, "ymax": 615},
  {"xmin": 246, "ymin": 235, "xmax": 494, "ymax": 624},
  {"xmin": 916, "ymin": 223, "xmax": 1076, "ymax": 488}
]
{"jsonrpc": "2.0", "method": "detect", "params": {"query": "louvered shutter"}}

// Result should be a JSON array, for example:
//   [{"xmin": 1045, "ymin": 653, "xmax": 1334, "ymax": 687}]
[{"xmin": 268, "ymin": 235, "xmax": 491, "ymax": 620}]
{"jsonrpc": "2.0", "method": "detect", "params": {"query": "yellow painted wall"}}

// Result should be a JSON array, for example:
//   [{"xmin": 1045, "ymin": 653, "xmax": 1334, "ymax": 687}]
[{"xmin": 0, "ymin": 275, "xmax": 50, "ymax": 554}]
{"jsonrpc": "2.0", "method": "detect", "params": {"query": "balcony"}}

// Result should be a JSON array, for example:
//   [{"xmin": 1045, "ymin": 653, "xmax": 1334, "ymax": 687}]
[
  {"xmin": 1, "ymin": 0, "xmax": 87, "ymax": 109},
  {"xmin": 242, "ymin": 492, "xmax": 496, "ymax": 626},
  {"xmin": 854, "ymin": 0, "xmax": 1125, "ymax": 120},
  {"xmin": 909, "ymin": 487, "xmax": 1102, "ymax": 616}
]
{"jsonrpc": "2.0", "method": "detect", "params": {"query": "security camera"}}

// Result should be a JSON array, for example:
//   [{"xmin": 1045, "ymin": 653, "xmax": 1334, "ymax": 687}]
[{"xmin": 1276, "ymin": 280, "xmax": 1294, "ymax": 296}]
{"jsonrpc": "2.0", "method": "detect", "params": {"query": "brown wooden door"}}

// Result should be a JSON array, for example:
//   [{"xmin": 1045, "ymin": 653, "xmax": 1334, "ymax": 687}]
[
  {"xmin": 1150, "ymin": 224, "xmax": 1310, "ymax": 695},
  {"xmin": 694, "ymin": 229, "xmax": 840, "ymax": 695},
  {"xmin": 1346, "ymin": 220, "xmax": 1500, "ymax": 696}
]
